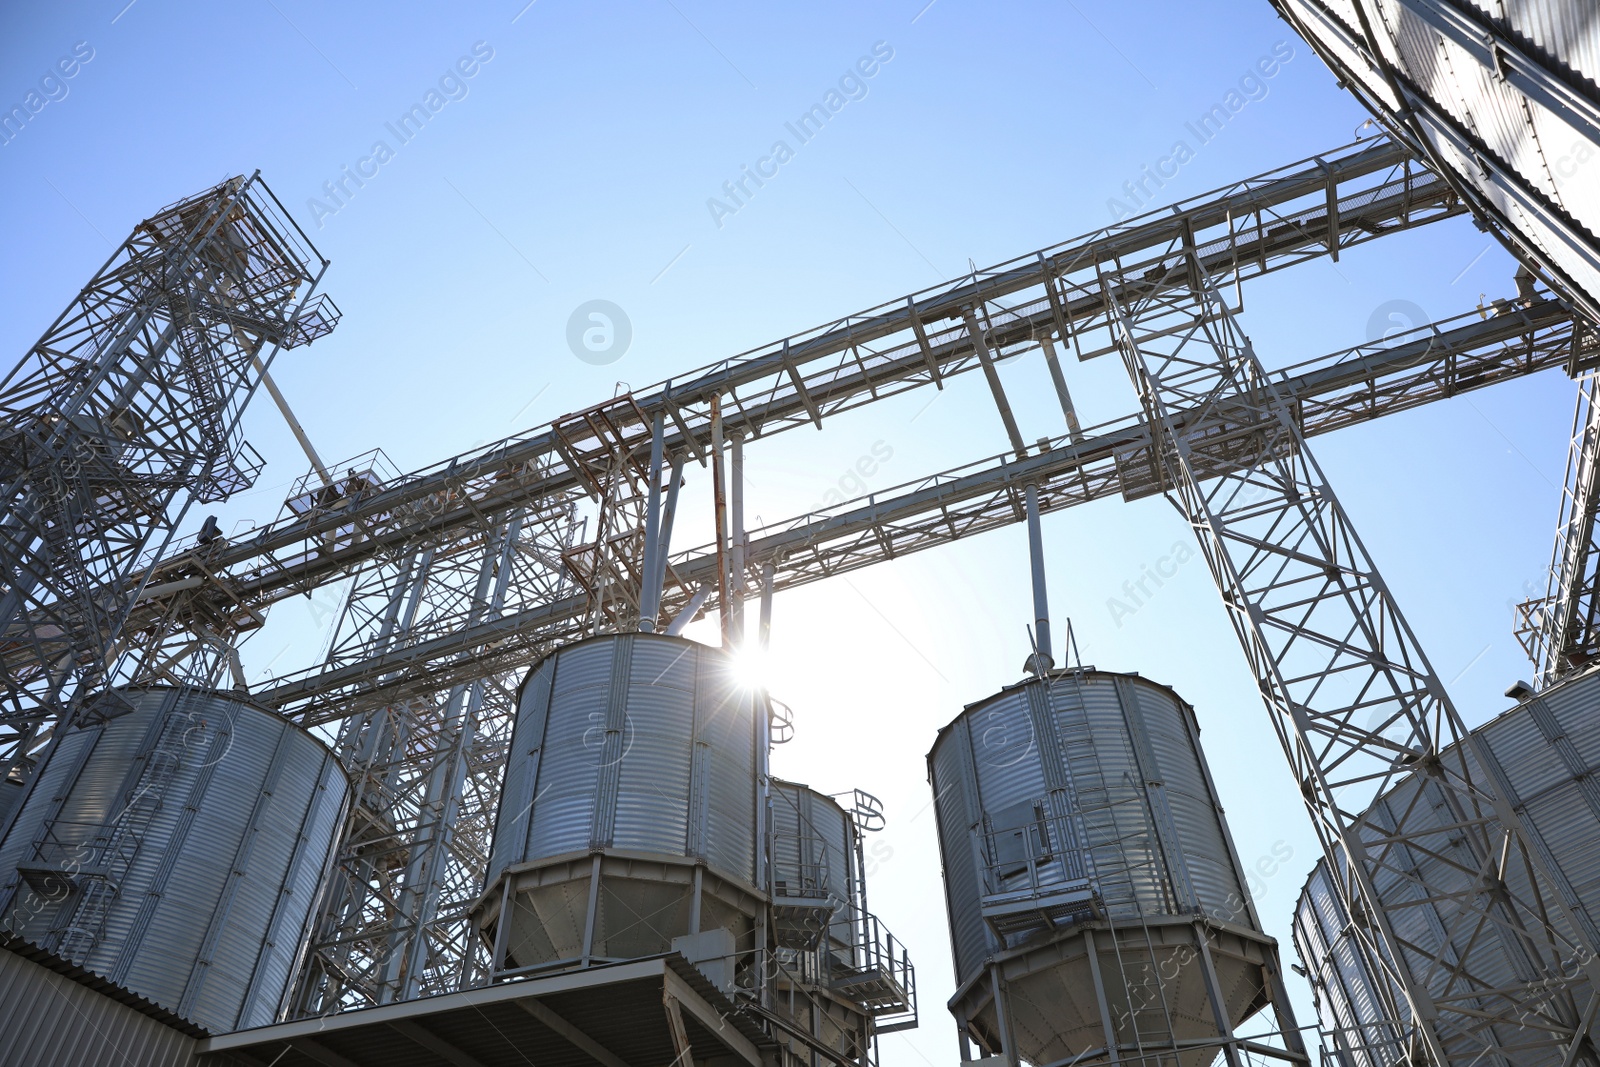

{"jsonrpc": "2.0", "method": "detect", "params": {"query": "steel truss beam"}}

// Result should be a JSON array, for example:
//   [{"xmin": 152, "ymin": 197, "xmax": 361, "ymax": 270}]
[
  {"xmin": 0, "ymin": 174, "xmax": 334, "ymax": 775},
  {"xmin": 257, "ymin": 297, "xmax": 1581, "ymax": 725},
  {"xmin": 97, "ymin": 137, "xmax": 1459, "ymax": 704},
  {"xmin": 1519, "ymin": 371, "xmax": 1600, "ymax": 687},
  {"xmin": 1107, "ymin": 264, "xmax": 1600, "ymax": 1067},
  {"xmin": 291, "ymin": 501, "xmax": 581, "ymax": 1013}
]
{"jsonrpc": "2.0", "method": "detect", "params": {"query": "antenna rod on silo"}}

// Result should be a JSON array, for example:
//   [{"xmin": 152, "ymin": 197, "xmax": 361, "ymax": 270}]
[
  {"xmin": 710, "ymin": 395, "xmax": 732, "ymax": 649},
  {"xmin": 639, "ymin": 411, "xmax": 666, "ymax": 632},
  {"xmin": 1025, "ymin": 482, "xmax": 1053, "ymax": 674}
]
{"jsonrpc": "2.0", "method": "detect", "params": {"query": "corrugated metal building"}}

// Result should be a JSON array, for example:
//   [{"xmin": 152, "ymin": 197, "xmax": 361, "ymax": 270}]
[{"xmin": 1271, "ymin": 0, "xmax": 1600, "ymax": 323}]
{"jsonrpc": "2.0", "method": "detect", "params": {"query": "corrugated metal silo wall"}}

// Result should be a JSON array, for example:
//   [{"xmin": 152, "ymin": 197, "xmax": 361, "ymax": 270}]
[
  {"xmin": 0, "ymin": 688, "xmax": 349, "ymax": 1035},
  {"xmin": 1292, "ymin": 666, "xmax": 1600, "ymax": 1064},
  {"xmin": 1293, "ymin": 857, "xmax": 1407, "ymax": 1067},
  {"xmin": 1272, "ymin": 0, "xmax": 1600, "ymax": 321},
  {"xmin": 770, "ymin": 781, "xmax": 859, "ymax": 959},
  {"xmin": 928, "ymin": 671, "xmax": 1257, "ymax": 988},
  {"xmin": 0, "ymin": 947, "xmax": 199, "ymax": 1067},
  {"xmin": 487, "ymin": 634, "xmax": 761, "ymax": 890}
]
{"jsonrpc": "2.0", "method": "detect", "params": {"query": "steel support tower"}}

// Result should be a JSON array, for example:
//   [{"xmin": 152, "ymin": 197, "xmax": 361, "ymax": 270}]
[
  {"xmin": 0, "ymin": 174, "xmax": 335, "ymax": 779},
  {"xmin": 1517, "ymin": 369, "xmax": 1600, "ymax": 688},
  {"xmin": 1109, "ymin": 264, "xmax": 1600, "ymax": 1066}
]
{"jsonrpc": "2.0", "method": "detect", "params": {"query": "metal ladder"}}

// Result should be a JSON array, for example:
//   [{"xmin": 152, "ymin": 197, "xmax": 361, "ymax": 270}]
[{"xmin": 53, "ymin": 710, "xmax": 197, "ymax": 961}]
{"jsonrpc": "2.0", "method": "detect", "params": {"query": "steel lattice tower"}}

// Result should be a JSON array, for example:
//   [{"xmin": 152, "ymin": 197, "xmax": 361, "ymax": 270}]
[
  {"xmin": 1109, "ymin": 269, "xmax": 1600, "ymax": 1067},
  {"xmin": 0, "ymin": 174, "xmax": 336, "ymax": 779}
]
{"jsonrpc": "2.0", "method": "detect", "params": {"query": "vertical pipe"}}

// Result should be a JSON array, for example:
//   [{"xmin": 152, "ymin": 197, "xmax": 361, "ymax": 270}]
[
  {"xmin": 665, "ymin": 585, "xmax": 713, "ymax": 636},
  {"xmin": 730, "ymin": 431, "xmax": 746, "ymax": 647},
  {"xmin": 710, "ymin": 397, "xmax": 732, "ymax": 649},
  {"xmin": 1037, "ymin": 334, "xmax": 1085, "ymax": 442},
  {"xmin": 639, "ymin": 413, "xmax": 666, "ymax": 632},
  {"xmin": 649, "ymin": 453, "xmax": 685, "ymax": 608},
  {"xmin": 1024, "ymin": 483, "xmax": 1053, "ymax": 672},
  {"xmin": 758, "ymin": 561, "xmax": 775, "ymax": 652}
]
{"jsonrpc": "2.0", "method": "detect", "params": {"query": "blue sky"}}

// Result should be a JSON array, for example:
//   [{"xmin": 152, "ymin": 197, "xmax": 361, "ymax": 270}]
[{"xmin": 1, "ymin": 2, "xmax": 1576, "ymax": 1063}]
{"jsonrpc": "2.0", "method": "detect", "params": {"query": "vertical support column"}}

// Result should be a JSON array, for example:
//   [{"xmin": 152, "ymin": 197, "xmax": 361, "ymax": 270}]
[
  {"xmin": 648, "ymin": 452, "xmax": 685, "ymax": 619},
  {"xmin": 639, "ymin": 413, "xmax": 666, "ymax": 632},
  {"xmin": 1193, "ymin": 923, "xmax": 1246, "ymax": 1067},
  {"xmin": 580, "ymin": 854, "xmax": 603, "ymax": 966},
  {"xmin": 730, "ymin": 431, "xmax": 746, "ymax": 647},
  {"xmin": 488, "ymin": 878, "xmax": 513, "ymax": 979},
  {"xmin": 687, "ymin": 865, "xmax": 704, "ymax": 936},
  {"xmin": 989, "ymin": 962, "xmax": 1021, "ymax": 1067},
  {"xmin": 1024, "ymin": 483, "xmax": 1053, "ymax": 672},
  {"xmin": 710, "ymin": 397, "xmax": 732, "ymax": 649},
  {"xmin": 1083, "ymin": 928, "xmax": 1124, "ymax": 1066}
]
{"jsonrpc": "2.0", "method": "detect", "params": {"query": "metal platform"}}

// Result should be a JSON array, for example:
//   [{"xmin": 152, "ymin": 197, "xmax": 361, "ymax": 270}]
[{"xmin": 201, "ymin": 956, "xmax": 771, "ymax": 1067}]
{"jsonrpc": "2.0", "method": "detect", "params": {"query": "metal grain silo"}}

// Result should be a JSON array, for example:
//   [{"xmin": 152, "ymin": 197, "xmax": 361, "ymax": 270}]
[
  {"xmin": 1293, "ymin": 664, "xmax": 1600, "ymax": 1067},
  {"xmin": 0, "ymin": 686, "xmax": 349, "ymax": 1034},
  {"xmin": 928, "ymin": 668, "xmax": 1304, "ymax": 1067},
  {"xmin": 1293, "ymin": 855, "xmax": 1407, "ymax": 1067},
  {"xmin": 1271, "ymin": 0, "xmax": 1600, "ymax": 323},
  {"xmin": 767, "ymin": 780, "xmax": 917, "ymax": 1062},
  {"xmin": 475, "ymin": 633, "xmax": 766, "ymax": 985}
]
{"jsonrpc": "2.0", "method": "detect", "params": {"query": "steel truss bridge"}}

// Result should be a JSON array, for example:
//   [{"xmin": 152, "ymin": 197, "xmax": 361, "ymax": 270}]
[{"xmin": 7, "ymin": 134, "xmax": 1600, "ymax": 1066}]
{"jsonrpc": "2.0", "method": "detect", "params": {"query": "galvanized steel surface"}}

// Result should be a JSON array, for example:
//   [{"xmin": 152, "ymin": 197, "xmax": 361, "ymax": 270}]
[
  {"xmin": 769, "ymin": 781, "xmax": 856, "ymax": 910},
  {"xmin": 0, "ymin": 945, "xmax": 200, "ymax": 1067},
  {"xmin": 1275, "ymin": 0, "xmax": 1600, "ymax": 321},
  {"xmin": 1294, "ymin": 666, "xmax": 1600, "ymax": 1066},
  {"xmin": 928, "ymin": 669, "xmax": 1256, "ymax": 986},
  {"xmin": 0, "ymin": 687, "xmax": 349, "ymax": 1035},
  {"xmin": 489, "ymin": 633, "xmax": 763, "ymax": 891},
  {"xmin": 1293, "ymin": 855, "xmax": 1406, "ymax": 1067}
]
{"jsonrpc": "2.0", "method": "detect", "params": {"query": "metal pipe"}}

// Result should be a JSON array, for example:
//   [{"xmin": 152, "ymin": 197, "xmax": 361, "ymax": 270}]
[
  {"xmin": 962, "ymin": 308, "xmax": 1028, "ymax": 458},
  {"xmin": 665, "ymin": 584, "xmax": 714, "ymax": 636},
  {"xmin": 710, "ymin": 396, "xmax": 732, "ymax": 649},
  {"xmin": 1024, "ymin": 482, "xmax": 1053, "ymax": 672},
  {"xmin": 730, "ymin": 431, "xmax": 746, "ymax": 646},
  {"xmin": 1037, "ymin": 334, "xmax": 1085, "ymax": 442},
  {"xmin": 638, "ymin": 413, "xmax": 666, "ymax": 632},
  {"xmin": 758, "ymin": 561, "xmax": 775, "ymax": 652},
  {"xmin": 650, "ymin": 452, "xmax": 685, "ymax": 608},
  {"xmin": 251, "ymin": 353, "xmax": 332, "ymax": 487}
]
